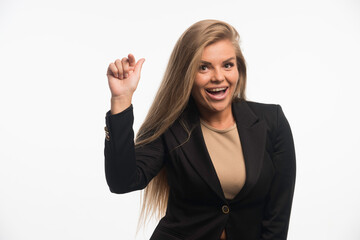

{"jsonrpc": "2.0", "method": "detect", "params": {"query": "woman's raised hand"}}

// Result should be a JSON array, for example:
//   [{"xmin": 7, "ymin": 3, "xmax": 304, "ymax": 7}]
[{"xmin": 107, "ymin": 54, "xmax": 145, "ymax": 114}]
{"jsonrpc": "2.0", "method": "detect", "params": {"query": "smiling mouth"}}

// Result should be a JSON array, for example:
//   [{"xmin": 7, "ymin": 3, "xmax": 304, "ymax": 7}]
[{"xmin": 205, "ymin": 87, "xmax": 228, "ymax": 96}]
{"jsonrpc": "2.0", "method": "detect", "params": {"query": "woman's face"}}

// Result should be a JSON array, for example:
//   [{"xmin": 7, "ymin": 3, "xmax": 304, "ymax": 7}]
[{"xmin": 191, "ymin": 39, "xmax": 239, "ymax": 117}]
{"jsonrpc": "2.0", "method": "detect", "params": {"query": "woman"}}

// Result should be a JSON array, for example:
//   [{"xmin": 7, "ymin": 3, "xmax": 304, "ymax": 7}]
[{"xmin": 104, "ymin": 19, "xmax": 296, "ymax": 240}]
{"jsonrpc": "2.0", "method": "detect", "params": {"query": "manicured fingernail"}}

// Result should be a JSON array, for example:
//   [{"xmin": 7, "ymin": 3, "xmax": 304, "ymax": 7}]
[{"xmin": 124, "ymin": 73, "xmax": 128, "ymax": 78}]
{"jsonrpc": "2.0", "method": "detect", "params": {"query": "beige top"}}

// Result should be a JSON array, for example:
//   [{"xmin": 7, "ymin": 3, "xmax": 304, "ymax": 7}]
[{"xmin": 200, "ymin": 119, "xmax": 246, "ymax": 200}]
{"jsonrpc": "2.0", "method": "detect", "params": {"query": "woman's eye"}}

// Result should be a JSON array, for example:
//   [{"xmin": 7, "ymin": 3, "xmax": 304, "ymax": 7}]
[
  {"xmin": 199, "ymin": 65, "xmax": 208, "ymax": 71},
  {"xmin": 224, "ymin": 63, "xmax": 234, "ymax": 69}
]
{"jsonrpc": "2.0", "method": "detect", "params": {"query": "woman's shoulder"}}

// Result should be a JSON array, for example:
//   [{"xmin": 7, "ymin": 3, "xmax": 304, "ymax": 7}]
[
  {"xmin": 233, "ymin": 99, "xmax": 283, "ymax": 130},
  {"xmin": 240, "ymin": 100, "xmax": 292, "ymax": 136},
  {"xmin": 244, "ymin": 100, "xmax": 279, "ymax": 111},
  {"xmin": 234, "ymin": 99, "xmax": 280, "ymax": 117}
]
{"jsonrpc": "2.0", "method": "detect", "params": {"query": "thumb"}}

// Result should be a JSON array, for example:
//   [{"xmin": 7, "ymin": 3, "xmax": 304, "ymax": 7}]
[{"xmin": 134, "ymin": 58, "xmax": 145, "ymax": 76}]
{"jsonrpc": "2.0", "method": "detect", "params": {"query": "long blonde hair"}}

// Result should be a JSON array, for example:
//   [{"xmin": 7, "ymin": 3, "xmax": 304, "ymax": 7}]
[{"xmin": 136, "ymin": 19, "xmax": 247, "ymax": 229}]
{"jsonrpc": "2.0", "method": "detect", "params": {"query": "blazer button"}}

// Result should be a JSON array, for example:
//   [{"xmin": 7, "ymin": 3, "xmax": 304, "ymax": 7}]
[{"xmin": 222, "ymin": 205, "xmax": 230, "ymax": 214}]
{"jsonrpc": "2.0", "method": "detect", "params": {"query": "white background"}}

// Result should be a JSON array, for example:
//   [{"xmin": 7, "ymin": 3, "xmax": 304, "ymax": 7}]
[{"xmin": 1, "ymin": 0, "xmax": 359, "ymax": 239}]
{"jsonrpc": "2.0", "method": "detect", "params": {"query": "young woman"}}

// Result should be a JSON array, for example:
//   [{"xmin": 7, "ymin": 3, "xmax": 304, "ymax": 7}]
[{"xmin": 104, "ymin": 19, "xmax": 296, "ymax": 240}]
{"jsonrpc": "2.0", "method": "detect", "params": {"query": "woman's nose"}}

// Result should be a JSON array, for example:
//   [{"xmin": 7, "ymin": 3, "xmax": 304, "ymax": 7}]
[{"xmin": 211, "ymin": 68, "xmax": 225, "ymax": 82}]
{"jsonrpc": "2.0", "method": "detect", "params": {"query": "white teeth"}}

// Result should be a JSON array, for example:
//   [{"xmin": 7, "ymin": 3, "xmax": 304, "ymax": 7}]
[{"xmin": 207, "ymin": 87, "xmax": 227, "ymax": 92}]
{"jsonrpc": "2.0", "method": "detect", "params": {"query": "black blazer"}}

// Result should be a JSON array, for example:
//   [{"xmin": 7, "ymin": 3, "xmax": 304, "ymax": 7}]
[{"xmin": 104, "ymin": 99, "xmax": 296, "ymax": 240}]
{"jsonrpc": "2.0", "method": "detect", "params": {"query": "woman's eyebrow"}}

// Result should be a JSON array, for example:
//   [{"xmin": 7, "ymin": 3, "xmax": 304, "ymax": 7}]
[
  {"xmin": 199, "ymin": 60, "xmax": 211, "ymax": 65},
  {"xmin": 199, "ymin": 57, "xmax": 236, "ymax": 65}
]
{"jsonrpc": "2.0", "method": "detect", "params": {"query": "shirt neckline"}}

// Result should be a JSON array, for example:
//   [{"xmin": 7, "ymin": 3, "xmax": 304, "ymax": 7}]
[{"xmin": 200, "ymin": 119, "xmax": 237, "ymax": 133}]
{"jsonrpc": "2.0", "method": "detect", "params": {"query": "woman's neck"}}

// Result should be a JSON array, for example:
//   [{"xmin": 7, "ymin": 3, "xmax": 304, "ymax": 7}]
[{"xmin": 198, "ymin": 106, "xmax": 235, "ymax": 130}]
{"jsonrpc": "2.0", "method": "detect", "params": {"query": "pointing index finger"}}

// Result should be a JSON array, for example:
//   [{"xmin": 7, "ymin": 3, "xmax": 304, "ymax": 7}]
[{"xmin": 128, "ymin": 54, "xmax": 136, "ymax": 67}]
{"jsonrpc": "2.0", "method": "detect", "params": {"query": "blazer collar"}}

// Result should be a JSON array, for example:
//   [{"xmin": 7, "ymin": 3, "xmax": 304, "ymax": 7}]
[{"xmin": 170, "ymin": 99, "xmax": 267, "ymax": 203}]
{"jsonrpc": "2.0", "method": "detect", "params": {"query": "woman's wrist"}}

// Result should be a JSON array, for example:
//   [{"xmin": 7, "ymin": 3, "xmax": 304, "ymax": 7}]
[{"xmin": 110, "ymin": 96, "xmax": 132, "ymax": 115}]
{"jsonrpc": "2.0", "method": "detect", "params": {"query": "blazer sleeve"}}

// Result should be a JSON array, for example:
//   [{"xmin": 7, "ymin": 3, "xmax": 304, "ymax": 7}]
[
  {"xmin": 104, "ymin": 105, "xmax": 166, "ymax": 193},
  {"xmin": 261, "ymin": 105, "xmax": 296, "ymax": 240}
]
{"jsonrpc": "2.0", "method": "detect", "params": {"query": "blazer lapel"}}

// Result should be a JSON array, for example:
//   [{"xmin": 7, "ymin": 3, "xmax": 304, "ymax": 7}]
[
  {"xmin": 170, "ymin": 100, "xmax": 225, "ymax": 200},
  {"xmin": 183, "ymin": 124, "xmax": 226, "ymax": 200},
  {"xmin": 231, "ymin": 100, "xmax": 267, "ymax": 202}
]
